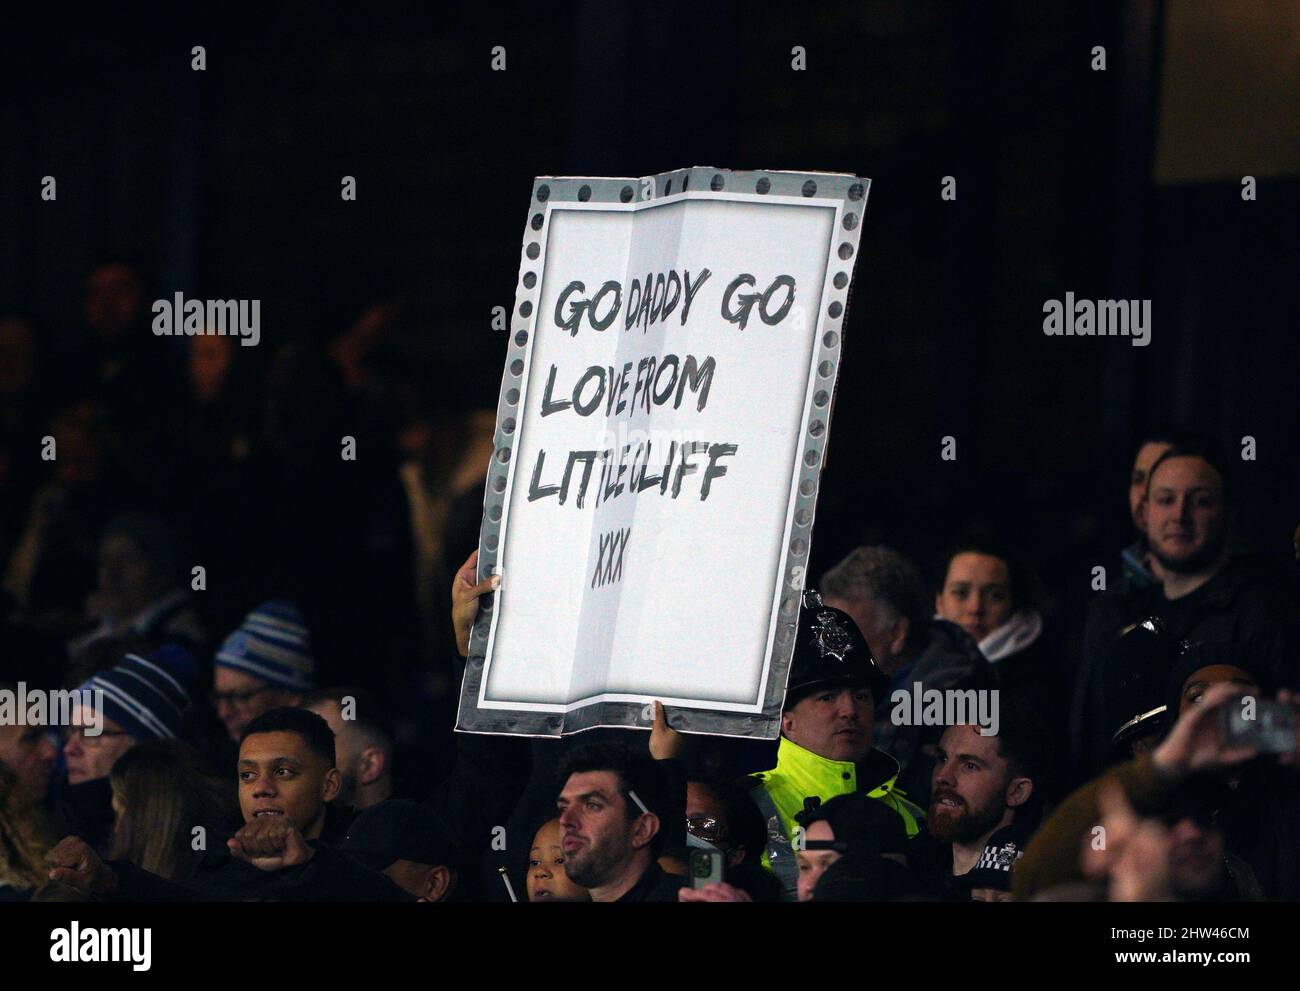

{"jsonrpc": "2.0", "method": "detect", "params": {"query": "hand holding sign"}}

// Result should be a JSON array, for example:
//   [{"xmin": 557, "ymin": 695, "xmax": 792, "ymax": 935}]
[
  {"xmin": 649, "ymin": 700, "xmax": 686, "ymax": 760},
  {"xmin": 452, "ymin": 549, "xmax": 500, "ymax": 658}
]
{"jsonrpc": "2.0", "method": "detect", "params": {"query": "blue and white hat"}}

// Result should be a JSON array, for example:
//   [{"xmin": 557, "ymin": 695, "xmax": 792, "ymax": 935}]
[
  {"xmin": 214, "ymin": 599, "xmax": 316, "ymax": 692},
  {"xmin": 79, "ymin": 644, "xmax": 199, "ymax": 741}
]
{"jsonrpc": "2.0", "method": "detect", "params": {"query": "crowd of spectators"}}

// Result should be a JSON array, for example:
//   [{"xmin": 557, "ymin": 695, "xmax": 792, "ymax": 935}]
[{"xmin": 2, "ymin": 261, "xmax": 1298, "ymax": 904}]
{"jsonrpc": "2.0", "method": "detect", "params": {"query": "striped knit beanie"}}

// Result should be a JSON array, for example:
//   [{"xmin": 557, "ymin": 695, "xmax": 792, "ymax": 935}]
[
  {"xmin": 78, "ymin": 644, "xmax": 199, "ymax": 741},
  {"xmin": 214, "ymin": 599, "xmax": 316, "ymax": 692}
]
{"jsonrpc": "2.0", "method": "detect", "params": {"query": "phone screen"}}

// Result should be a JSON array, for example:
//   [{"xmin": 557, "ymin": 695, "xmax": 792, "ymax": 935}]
[{"xmin": 1222, "ymin": 699, "xmax": 1296, "ymax": 754}]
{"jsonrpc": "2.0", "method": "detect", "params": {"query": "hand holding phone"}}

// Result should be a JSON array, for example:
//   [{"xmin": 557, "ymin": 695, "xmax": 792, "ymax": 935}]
[
  {"xmin": 1221, "ymin": 696, "xmax": 1297, "ymax": 754},
  {"xmin": 690, "ymin": 849, "xmax": 724, "ymax": 889}
]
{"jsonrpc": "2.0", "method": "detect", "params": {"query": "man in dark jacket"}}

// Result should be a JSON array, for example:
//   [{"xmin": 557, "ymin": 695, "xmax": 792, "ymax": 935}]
[
  {"xmin": 1117, "ymin": 427, "xmax": 1193, "ymax": 594},
  {"xmin": 46, "ymin": 707, "xmax": 411, "ymax": 901},
  {"xmin": 554, "ymin": 742, "xmax": 686, "ymax": 902},
  {"xmin": 1072, "ymin": 440, "xmax": 1300, "ymax": 775},
  {"xmin": 910, "ymin": 709, "xmax": 1043, "ymax": 900}
]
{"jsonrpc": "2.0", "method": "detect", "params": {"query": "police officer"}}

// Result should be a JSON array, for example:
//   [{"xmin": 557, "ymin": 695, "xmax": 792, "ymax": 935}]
[{"xmin": 749, "ymin": 590, "xmax": 924, "ymax": 899}]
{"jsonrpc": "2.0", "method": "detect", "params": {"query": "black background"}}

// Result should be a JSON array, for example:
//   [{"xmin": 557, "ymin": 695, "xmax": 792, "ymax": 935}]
[{"xmin": 1, "ymin": 1, "xmax": 1296, "ymax": 671}]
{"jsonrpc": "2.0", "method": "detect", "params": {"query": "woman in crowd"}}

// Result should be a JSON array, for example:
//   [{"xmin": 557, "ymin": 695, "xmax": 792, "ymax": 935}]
[
  {"xmin": 108, "ymin": 739, "xmax": 233, "ymax": 883},
  {"xmin": 935, "ymin": 538, "xmax": 1069, "ymax": 794},
  {"xmin": 0, "ymin": 759, "xmax": 53, "ymax": 901}
]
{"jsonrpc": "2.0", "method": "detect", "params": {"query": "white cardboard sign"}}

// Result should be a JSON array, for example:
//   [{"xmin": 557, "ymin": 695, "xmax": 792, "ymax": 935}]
[{"xmin": 457, "ymin": 167, "xmax": 868, "ymax": 738}]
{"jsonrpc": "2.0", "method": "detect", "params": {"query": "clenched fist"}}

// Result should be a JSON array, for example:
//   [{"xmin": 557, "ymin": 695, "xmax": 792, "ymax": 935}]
[
  {"xmin": 227, "ymin": 817, "xmax": 315, "ymax": 871},
  {"xmin": 46, "ymin": 836, "xmax": 117, "ymax": 895}
]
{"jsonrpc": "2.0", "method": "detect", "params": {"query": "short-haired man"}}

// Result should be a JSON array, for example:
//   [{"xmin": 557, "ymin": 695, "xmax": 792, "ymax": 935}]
[
  {"xmin": 555, "ymin": 742, "xmax": 686, "ymax": 902},
  {"xmin": 749, "ymin": 590, "xmax": 925, "ymax": 900},
  {"xmin": 302, "ymin": 686, "xmax": 394, "ymax": 810},
  {"xmin": 1120, "ymin": 428, "xmax": 1191, "ymax": 593},
  {"xmin": 1074, "ymin": 440, "xmax": 1300, "ymax": 775},
  {"xmin": 46, "ymin": 708, "xmax": 410, "ymax": 902},
  {"xmin": 822, "ymin": 546, "xmax": 990, "ymax": 803},
  {"xmin": 913, "ymin": 714, "xmax": 1040, "ymax": 899},
  {"xmin": 211, "ymin": 599, "xmax": 316, "ymax": 741}
]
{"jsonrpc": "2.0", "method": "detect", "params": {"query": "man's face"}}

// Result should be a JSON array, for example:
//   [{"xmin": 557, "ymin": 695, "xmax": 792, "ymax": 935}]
[
  {"xmin": 0, "ymin": 723, "xmax": 58, "ymax": 800},
  {"xmin": 213, "ymin": 667, "xmax": 297, "ymax": 741},
  {"xmin": 304, "ymin": 700, "xmax": 360, "ymax": 806},
  {"xmin": 824, "ymin": 594, "xmax": 902, "ymax": 671},
  {"xmin": 970, "ymin": 886, "xmax": 1012, "ymax": 902},
  {"xmin": 84, "ymin": 263, "xmax": 144, "ymax": 341},
  {"xmin": 929, "ymin": 725, "xmax": 1018, "ymax": 846},
  {"xmin": 795, "ymin": 819, "xmax": 839, "ymax": 902},
  {"xmin": 527, "ymin": 818, "xmax": 590, "ymax": 902},
  {"xmin": 1129, "ymin": 441, "xmax": 1173, "ymax": 533},
  {"xmin": 63, "ymin": 710, "xmax": 135, "ymax": 785},
  {"xmin": 936, "ymin": 553, "xmax": 1012, "ymax": 643},
  {"xmin": 782, "ymin": 686, "xmax": 874, "ymax": 762},
  {"xmin": 1145, "ymin": 456, "xmax": 1229, "ymax": 575},
  {"xmin": 98, "ymin": 534, "xmax": 167, "ymax": 617},
  {"xmin": 237, "ymin": 730, "xmax": 339, "ymax": 838},
  {"xmin": 556, "ymin": 771, "xmax": 643, "ymax": 890},
  {"xmin": 1166, "ymin": 815, "xmax": 1226, "ymax": 898}
]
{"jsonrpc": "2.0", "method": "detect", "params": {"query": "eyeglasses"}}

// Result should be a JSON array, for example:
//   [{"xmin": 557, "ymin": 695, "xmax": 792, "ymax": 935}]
[
  {"xmin": 209, "ymin": 686, "xmax": 273, "ymax": 707},
  {"xmin": 686, "ymin": 816, "xmax": 730, "ymax": 845},
  {"xmin": 61, "ymin": 727, "xmax": 131, "ymax": 747}
]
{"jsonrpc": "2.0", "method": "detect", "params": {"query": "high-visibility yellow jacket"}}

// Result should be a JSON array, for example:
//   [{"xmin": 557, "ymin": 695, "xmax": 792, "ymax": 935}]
[{"xmin": 749, "ymin": 736, "xmax": 925, "ymax": 898}]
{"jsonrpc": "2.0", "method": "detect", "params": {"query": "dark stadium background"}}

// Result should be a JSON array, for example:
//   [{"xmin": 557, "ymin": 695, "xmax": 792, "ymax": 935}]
[{"xmin": 2, "ymin": 2, "xmax": 1296, "ymax": 672}]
